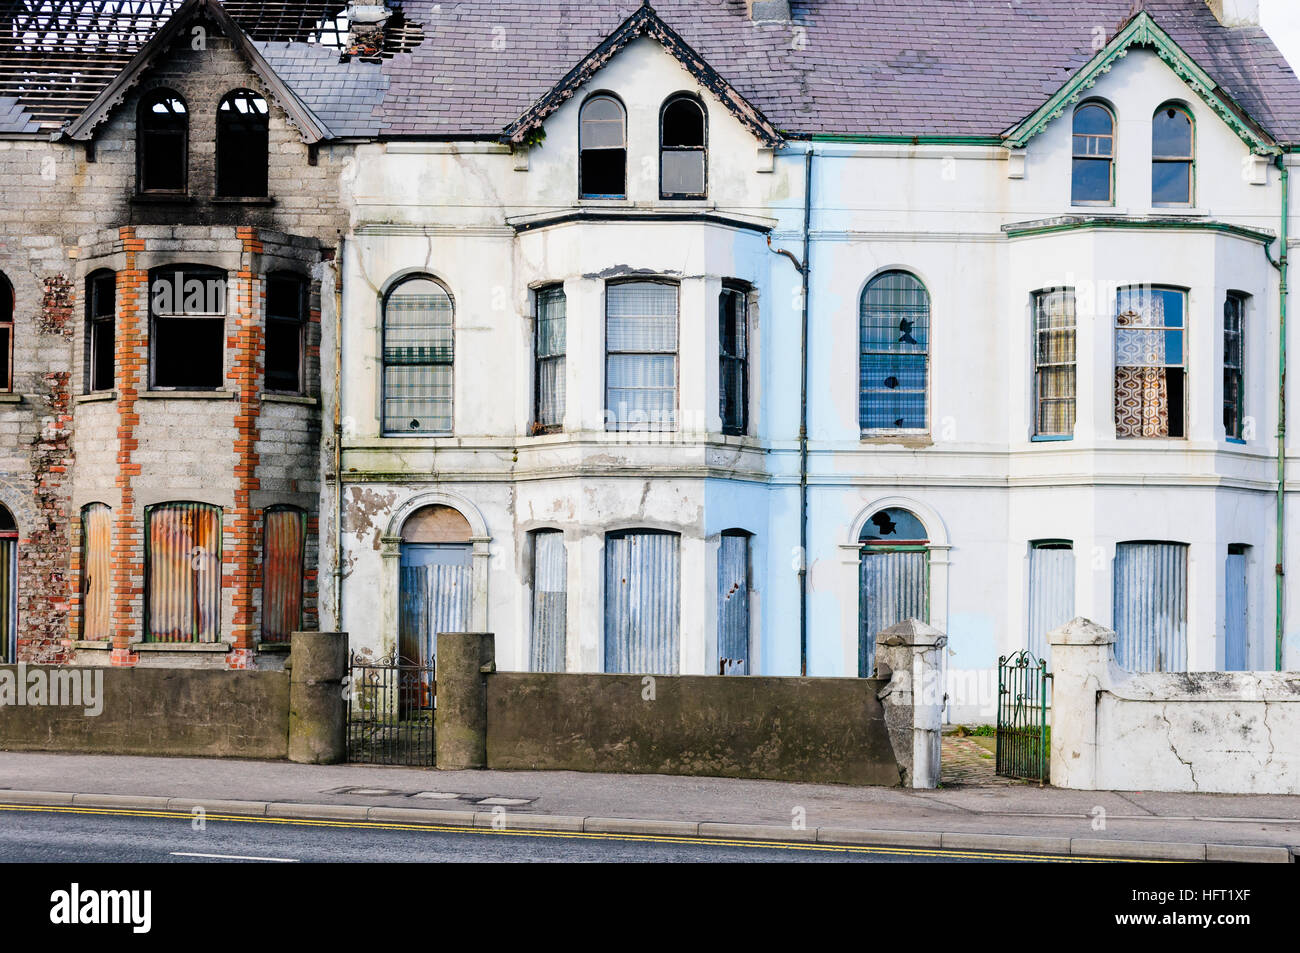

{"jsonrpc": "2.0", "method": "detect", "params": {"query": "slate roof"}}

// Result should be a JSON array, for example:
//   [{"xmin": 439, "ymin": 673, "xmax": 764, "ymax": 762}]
[{"xmin": 2, "ymin": 0, "xmax": 1300, "ymax": 145}]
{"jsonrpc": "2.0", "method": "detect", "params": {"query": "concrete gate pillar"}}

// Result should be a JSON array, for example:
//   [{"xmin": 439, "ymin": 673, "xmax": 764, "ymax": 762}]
[
  {"xmin": 875, "ymin": 619, "xmax": 946, "ymax": 788},
  {"xmin": 1047, "ymin": 617, "xmax": 1117, "ymax": 790},
  {"xmin": 287, "ymin": 631, "xmax": 348, "ymax": 764},
  {"xmin": 436, "ymin": 632, "xmax": 496, "ymax": 769}
]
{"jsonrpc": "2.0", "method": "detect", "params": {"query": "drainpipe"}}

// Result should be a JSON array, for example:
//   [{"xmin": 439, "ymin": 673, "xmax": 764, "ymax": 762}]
[
  {"xmin": 333, "ymin": 234, "xmax": 346, "ymax": 633},
  {"xmin": 1276, "ymin": 155, "xmax": 1289, "ymax": 671},
  {"xmin": 767, "ymin": 146, "xmax": 813, "ymax": 675}
]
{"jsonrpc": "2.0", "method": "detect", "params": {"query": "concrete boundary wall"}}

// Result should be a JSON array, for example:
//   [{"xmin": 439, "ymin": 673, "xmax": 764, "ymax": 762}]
[{"xmin": 1050, "ymin": 618, "xmax": 1300, "ymax": 795}]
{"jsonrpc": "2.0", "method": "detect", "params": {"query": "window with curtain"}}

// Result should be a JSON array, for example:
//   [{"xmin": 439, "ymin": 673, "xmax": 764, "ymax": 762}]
[
  {"xmin": 719, "ymin": 285, "xmax": 748, "ymax": 436},
  {"xmin": 261, "ymin": 506, "xmax": 306, "ymax": 644},
  {"xmin": 859, "ymin": 271, "xmax": 929, "ymax": 432},
  {"xmin": 579, "ymin": 95, "xmax": 626, "ymax": 198},
  {"xmin": 1034, "ymin": 289, "xmax": 1076, "ymax": 437},
  {"xmin": 137, "ymin": 89, "xmax": 188, "ymax": 194},
  {"xmin": 383, "ymin": 275, "xmax": 454, "ymax": 434},
  {"xmin": 80, "ymin": 503, "xmax": 112, "ymax": 642},
  {"xmin": 534, "ymin": 285, "xmax": 566, "ymax": 432},
  {"xmin": 216, "ymin": 89, "xmax": 269, "ymax": 198},
  {"xmin": 1072, "ymin": 101, "xmax": 1114, "ymax": 205},
  {"xmin": 605, "ymin": 281, "xmax": 678, "ymax": 431},
  {"xmin": 145, "ymin": 502, "xmax": 222, "ymax": 643},
  {"xmin": 266, "ymin": 272, "xmax": 306, "ymax": 394},
  {"xmin": 1152, "ymin": 104, "xmax": 1194, "ymax": 207},
  {"xmin": 86, "ymin": 270, "xmax": 115, "ymax": 393},
  {"xmin": 1224, "ymin": 292, "xmax": 1246, "ymax": 441},
  {"xmin": 1114, "ymin": 286, "xmax": 1185, "ymax": 438},
  {"xmin": 660, "ymin": 95, "xmax": 706, "ymax": 199}
]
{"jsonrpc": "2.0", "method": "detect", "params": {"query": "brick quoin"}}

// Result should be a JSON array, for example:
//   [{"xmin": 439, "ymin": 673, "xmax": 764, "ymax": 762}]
[{"xmin": 110, "ymin": 226, "xmax": 144, "ymax": 668}]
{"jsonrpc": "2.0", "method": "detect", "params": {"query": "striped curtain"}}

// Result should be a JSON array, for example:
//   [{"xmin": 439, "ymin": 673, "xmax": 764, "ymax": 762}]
[
  {"xmin": 146, "ymin": 502, "xmax": 222, "ymax": 643},
  {"xmin": 81, "ymin": 504, "xmax": 112, "ymax": 642},
  {"xmin": 604, "ymin": 531, "xmax": 680, "ymax": 674},
  {"xmin": 530, "ymin": 530, "xmax": 567, "ymax": 672},
  {"xmin": 261, "ymin": 507, "xmax": 306, "ymax": 643}
]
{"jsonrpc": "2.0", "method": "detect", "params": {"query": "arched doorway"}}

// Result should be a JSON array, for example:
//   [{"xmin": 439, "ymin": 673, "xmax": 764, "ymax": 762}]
[
  {"xmin": 858, "ymin": 507, "xmax": 929, "ymax": 677},
  {"xmin": 398, "ymin": 504, "xmax": 472, "ymax": 672},
  {"xmin": 0, "ymin": 505, "xmax": 16, "ymax": 661}
]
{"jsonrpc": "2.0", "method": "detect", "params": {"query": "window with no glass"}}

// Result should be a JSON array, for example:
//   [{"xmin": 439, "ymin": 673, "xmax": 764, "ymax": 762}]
[
  {"xmin": 217, "ymin": 89, "xmax": 269, "ymax": 198},
  {"xmin": 265, "ymin": 273, "xmax": 307, "ymax": 394},
  {"xmin": 149, "ymin": 265, "xmax": 226, "ymax": 390},
  {"xmin": 660, "ymin": 95, "xmax": 706, "ymax": 199},
  {"xmin": 137, "ymin": 89, "xmax": 188, "ymax": 194},
  {"xmin": 579, "ymin": 95, "xmax": 627, "ymax": 198},
  {"xmin": 86, "ymin": 270, "xmax": 115, "ymax": 393}
]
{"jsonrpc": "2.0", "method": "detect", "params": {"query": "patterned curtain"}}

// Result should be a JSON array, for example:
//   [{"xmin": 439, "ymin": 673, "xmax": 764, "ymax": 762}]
[{"xmin": 1115, "ymin": 291, "xmax": 1169, "ymax": 437}]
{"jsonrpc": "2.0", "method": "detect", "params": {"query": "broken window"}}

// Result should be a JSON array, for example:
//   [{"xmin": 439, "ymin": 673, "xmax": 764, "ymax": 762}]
[
  {"xmin": 1033, "ymin": 288, "xmax": 1076, "ymax": 437},
  {"xmin": 579, "ymin": 95, "xmax": 626, "ymax": 198},
  {"xmin": 1072, "ymin": 101, "xmax": 1114, "ymax": 205},
  {"xmin": 1113, "ymin": 541, "xmax": 1188, "ymax": 672},
  {"xmin": 1224, "ymin": 292, "xmax": 1247, "ymax": 441},
  {"xmin": 137, "ymin": 89, "xmax": 188, "ymax": 194},
  {"xmin": 858, "ymin": 508, "xmax": 929, "ymax": 677},
  {"xmin": 605, "ymin": 281, "xmax": 678, "ymax": 431},
  {"xmin": 0, "ymin": 270, "xmax": 11, "ymax": 393},
  {"xmin": 860, "ymin": 271, "xmax": 929, "ymax": 432},
  {"xmin": 80, "ymin": 503, "xmax": 111, "ymax": 642},
  {"xmin": 530, "ymin": 530, "xmax": 567, "ymax": 672},
  {"xmin": 261, "ymin": 506, "xmax": 306, "ymax": 644},
  {"xmin": 382, "ymin": 275, "xmax": 454, "ymax": 434},
  {"xmin": 719, "ymin": 284, "xmax": 748, "ymax": 435},
  {"xmin": 717, "ymin": 531, "xmax": 751, "ymax": 675},
  {"xmin": 605, "ymin": 530, "xmax": 680, "ymax": 674},
  {"xmin": 149, "ymin": 265, "xmax": 226, "ymax": 390},
  {"xmin": 0, "ymin": 505, "xmax": 15, "ymax": 662},
  {"xmin": 660, "ymin": 95, "xmax": 706, "ymax": 199},
  {"xmin": 533, "ymin": 285, "xmax": 566, "ymax": 432},
  {"xmin": 86, "ymin": 270, "xmax": 115, "ymax": 393},
  {"xmin": 265, "ymin": 272, "xmax": 307, "ymax": 394},
  {"xmin": 145, "ymin": 502, "xmax": 222, "ymax": 643},
  {"xmin": 216, "ymin": 89, "xmax": 269, "ymax": 198},
  {"xmin": 1153, "ymin": 103, "xmax": 1194, "ymax": 207},
  {"xmin": 1115, "ymin": 286, "xmax": 1185, "ymax": 438}
]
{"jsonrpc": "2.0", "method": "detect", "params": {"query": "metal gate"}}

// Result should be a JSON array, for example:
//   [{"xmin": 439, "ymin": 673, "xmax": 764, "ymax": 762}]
[
  {"xmin": 345, "ymin": 652, "xmax": 436, "ymax": 766},
  {"xmin": 996, "ymin": 650, "xmax": 1052, "ymax": 783}
]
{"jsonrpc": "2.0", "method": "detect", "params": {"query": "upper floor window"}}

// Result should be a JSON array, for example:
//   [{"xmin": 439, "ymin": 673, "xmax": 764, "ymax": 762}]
[
  {"xmin": 1224, "ymin": 292, "xmax": 1247, "ymax": 441},
  {"xmin": 1152, "ymin": 104, "xmax": 1194, "ymax": 207},
  {"xmin": 137, "ymin": 89, "xmax": 188, "ymax": 194},
  {"xmin": 719, "ymin": 284, "xmax": 748, "ymax": 435},
  {"xmin": 606, "ymin": 281, "xmax": 678, "ymax": 431},
  {"xmin": 265, "ymin": 273, "xmax": 307, "ymax": 394},
  {"xmin": 660, "ymin": 95, "xmax": 706, "ymax": 199},
  {"xmin": 86, "ymin": 270, "xmax": 115, "ymax": 393},
  {"xmin": 149, "ymin": 265, "xmax": 226, "ymax": 390},
  {"xmin": 382, "ymin": 275, "xmax": 454, "ymax": 434},
  {"xmin": 533, "ymin": 285, "xmax": 566, "ymax": 432},
  {"xmin": 1033, "ymin": 288, "xmax": 1076, "ymax": 438},
  {"xmin": 0, "ymin": 270, "xmax": 11, "ymax": 393},
  {"xmin": 217, "ymin": 90, "xmax": 269, "ymax": 198},
  {"xmin": 859, "ymin": 270, "xmax": 929, "ymax": 432},
  {"xmin": 1072, "ymin": 102, "xmax": 1114, "ymax": 205},
  {"xmin": 1115, "ymin": 286, "xmax": 1186, "ymax": 439},
  {"xmin": 579, "ymin": 94, "xmax": 626, "ymax": 199}
]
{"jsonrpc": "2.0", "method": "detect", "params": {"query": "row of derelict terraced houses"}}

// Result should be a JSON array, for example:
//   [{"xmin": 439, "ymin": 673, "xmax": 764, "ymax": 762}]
[{"xmin": 0, "ymin": 0, "xmax": 1298, "ymax": 720}]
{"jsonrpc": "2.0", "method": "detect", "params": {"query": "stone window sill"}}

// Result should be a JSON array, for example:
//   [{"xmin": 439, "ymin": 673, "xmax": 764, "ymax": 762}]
[
  {"xmin": 131, "ymin": 193, "xmax": 194, "ymax": 205},
  {"xmin": 140, "ymin": 390, "xmax": 236, "ymax": 400},
  {"xmin": 255, "ymin": 641, "xmax": 292, "ymax": 653},
  {"xmin": 0, "ymin": 393, "xmax": 21, "ymax": 404},
  {"xmin": 211, "ymin": 196, "xmax": 275, "ymax": 206},
  {"xmin": 261, "ymin": 393, "xmax": 318, "ymax": 406},
  {"xmin": 71, "ymin": 640, "xmax": 110, "ymax": 650},
  {"xmin": 131, "ymin": 641, "xmax": 234, "ymax": 653},
  {"xmin": 76, "ymin": 391, "xmax": 116, "ymax": 404}
]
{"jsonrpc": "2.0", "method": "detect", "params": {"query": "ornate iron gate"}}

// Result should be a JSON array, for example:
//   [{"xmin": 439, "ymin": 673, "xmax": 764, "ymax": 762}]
[
  {"xmin": 996, "ymin": 650, "xmax": 1051, "ymax": 783},
  {"xmin": 345, "ymin": 652, "xmax": 436, "ymax": 766}
]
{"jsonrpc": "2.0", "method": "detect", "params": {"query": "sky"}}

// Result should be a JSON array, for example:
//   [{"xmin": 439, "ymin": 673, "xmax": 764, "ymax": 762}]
[{"xmin": 1262, "ymin": 0, "xmax": 1300, "ymax": 75}]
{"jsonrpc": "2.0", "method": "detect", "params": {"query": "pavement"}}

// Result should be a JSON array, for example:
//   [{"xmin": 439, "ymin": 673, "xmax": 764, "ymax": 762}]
[{"xmin": 0, "ymin": 750, "xmax": 1296, "ymax": 862}]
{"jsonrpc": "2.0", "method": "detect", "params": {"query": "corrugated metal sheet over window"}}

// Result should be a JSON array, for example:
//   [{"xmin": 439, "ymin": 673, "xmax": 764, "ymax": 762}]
[
  {"xmin": 858, "ymin": 549, "xmax": 928, "ymax": 677},
  {"xmin": 1028, "ymin": 543, "xmax": 1074, "ymax": 662},
  {"xmin": 605, "ymin": 531, "xmax": 680, "ymax": 674},
  {"xmin": 530, "ymin": 530, "xmax": 566, "ymax": 672},
  {"xmin": 146, "ymin": 502, "xmax": 222, "ymax": 643},
  {"xmin": 1225, "ymin": 548, "xmax": 1248, "ymax": 671},
  {"xmin": 261, "ymin": 507, "xmax": 306, "ymax": 644},
  {"xmin": 0, "ymin": 536, "xmax": 15, "ymax": 662},
  {"xmin": 81, "ymin": 503, "xmax": 111, "ymax": 642},
  {"xmin": 1114, "ymin": 542, "xmax": 1188, "ymax": 672},
  {"xmin": 717, "ymin": 533, "xmax": 750, "ymax": 675},
  {"xmin": 399, "ymin": 543, "xmax": 472, "ymax": 667}
]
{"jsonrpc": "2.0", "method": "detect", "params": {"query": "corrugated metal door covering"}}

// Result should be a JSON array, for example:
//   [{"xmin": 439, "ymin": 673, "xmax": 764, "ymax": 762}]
[
  {"xmin": 530, "ymin": 530, "xmax": 566, "ymax": 672},
  {"xmin": 146, "ymin": 502, "xmax": 222, "ymax": 643},
  {"xmin": 605, "ymin": 530, "xmax": 681, "ymax": 674},
  {"xmin": 399, "ymin": 543, "xmax": 472, "ymax": 666},
  {"xmin": 0, "ymin": 536, "xmax": 14, "ymax": 662},
  {"xmin": 261, "ymin": 506, "xmax": 306, "ymax": 644},
  {"xmin": 858, "ymin": 549, "xmax": 928, "ymax": 677},
  {"xmin": 1114, "ymin": 541, "xmax": 1188, "ymax": 672},
  {"xmin": 1225, "ymin": 548, "xmax": 1248, "ymax": 671},
  {"xmin": 1028, "ymin": 543, "xmax": 1074, "ymax": 663},
  {"xmin": 717, "ymin": 533, "xmax": 750, "ymax": 675},
  {"xmin": 81, "ymin": 503, "xmax": 112, "ymax": 642}
]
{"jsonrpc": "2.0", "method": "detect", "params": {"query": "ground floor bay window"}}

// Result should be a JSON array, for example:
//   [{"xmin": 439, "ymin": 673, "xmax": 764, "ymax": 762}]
[
  {"xmin": 145, "ymin": 502, "xmax": 222, "ymax": 643},
  {"xmin": 0, "ymin": 505, "xmax": 15, "ymax": 661},
  {"xmin": 1113, "ymin": 541, "xmax": 1188, "ymax": 672},
  {"xmin": 605, "ymin": 530, "xmax": 680, "ymax": 674}
]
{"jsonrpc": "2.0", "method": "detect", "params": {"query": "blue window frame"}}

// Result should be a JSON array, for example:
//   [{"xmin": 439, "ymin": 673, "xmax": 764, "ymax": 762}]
[{"xmin": 859, "ymin": 271, "xmax": 929, "ymax": 432}]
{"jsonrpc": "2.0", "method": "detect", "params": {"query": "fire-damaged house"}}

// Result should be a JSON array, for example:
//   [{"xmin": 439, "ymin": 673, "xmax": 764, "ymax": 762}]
[{"xmin": 4, "ymin": 0, "xmax": 1300, "ymax": 721}]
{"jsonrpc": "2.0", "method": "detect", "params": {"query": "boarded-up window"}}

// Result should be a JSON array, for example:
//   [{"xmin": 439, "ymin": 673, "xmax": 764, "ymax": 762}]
[
  {"xmin": 399, "ymin": 504, "xmax": 472, "ymax": 668},
  {"xmin": 81, "ymin": 503, "xmax": 111, "ymax": 642},
  {"xmin": 606, "ymin": 282, "xmax": 678, "ymax": 431},
  {"xmin": 0, "ymin": 505, "xmax": 15, "ymax": 661},
  {"xmin": 859, "ymin": 508, "xmax": 929, "ymax": 677},
  {"xmin": 605, "ymin": 530, "xmax": 680, "ymax": 674},
  {"xmin": 1028, "ymin": 541, "xmax": 1074, "ymax": 662},
  {"xmin": 534, "ymin": 286, "xmax": 566, "ymax": 431},
  {"xmin": 1114, "ymin": 541, "xmax": 1188, "ymax": 672},
  {"xmin": 530, "ymin": 530, "xmax": 566, "ymax": 672},
  {"xmin": 383, "ymin": 276, "xmax": 454, "ymax": 434},
  {"xmin": 718, "ymin": 531, "xmax": 750, "ymax": 675},
  {"xmin": 261, "ymin": 506, "xmax": 306, "ymax": 644},
  {"xmin": 146, "ymin": 502, "xmax": 222, "ymax": 643},
  {"xmin": 1225, "ymin": 545, "xmax": 1248, "ymax": 671}
]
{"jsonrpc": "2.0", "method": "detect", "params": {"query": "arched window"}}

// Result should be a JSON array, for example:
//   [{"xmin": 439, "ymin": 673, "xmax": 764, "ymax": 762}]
[
  {"xmin": 579, "ymin": 94, "xmax": 626, "ymax": 199},
  {"xmin": 137, "ymin": 89, "xmax": 188, "ymax": 194},
  {"xmin": 0, "ymin": 270, "xmax": 12, "ymax": 393},
  {"xmin": 261, "ymin": 505, "xmax": 306, "ymax": 644},
  {"xmin": 660, "ymin": 95, "xmax": 706, "ymax": 199},
  {"xmin": 1072, "ymin": 101, "xmax": 1114, "ymax": 205},
  {"xmin": 859, "ymin": 271, "xmax": 930, "ymax": 432},
  {"xmin": 217, "ymin": 90, "xmax": 269, "ymax": 198},
  {"xmin": 86, "ymin": 270, "xmax": 115, "ymax": 393},
  {"xmin": 858, "ymin": 508, "xmax": 929, "ymax": 676},
  {"xmin": 382, "ymin": 275, "xmax": 454, "ymax": 434},
  {"xmin": 1153, "ymin": 103, "xmax": 1194, "ymax": 206},
  {"xmin": 399, "ymin": 504, "xmax": 472, "ymax": 680},
  {"xmin": 81, "ymin": 503, "xmax": 112, "ymax": 642},
  {"xmin": 0, "ymin": 503, "xmax": 15, "ymax": 661}
]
